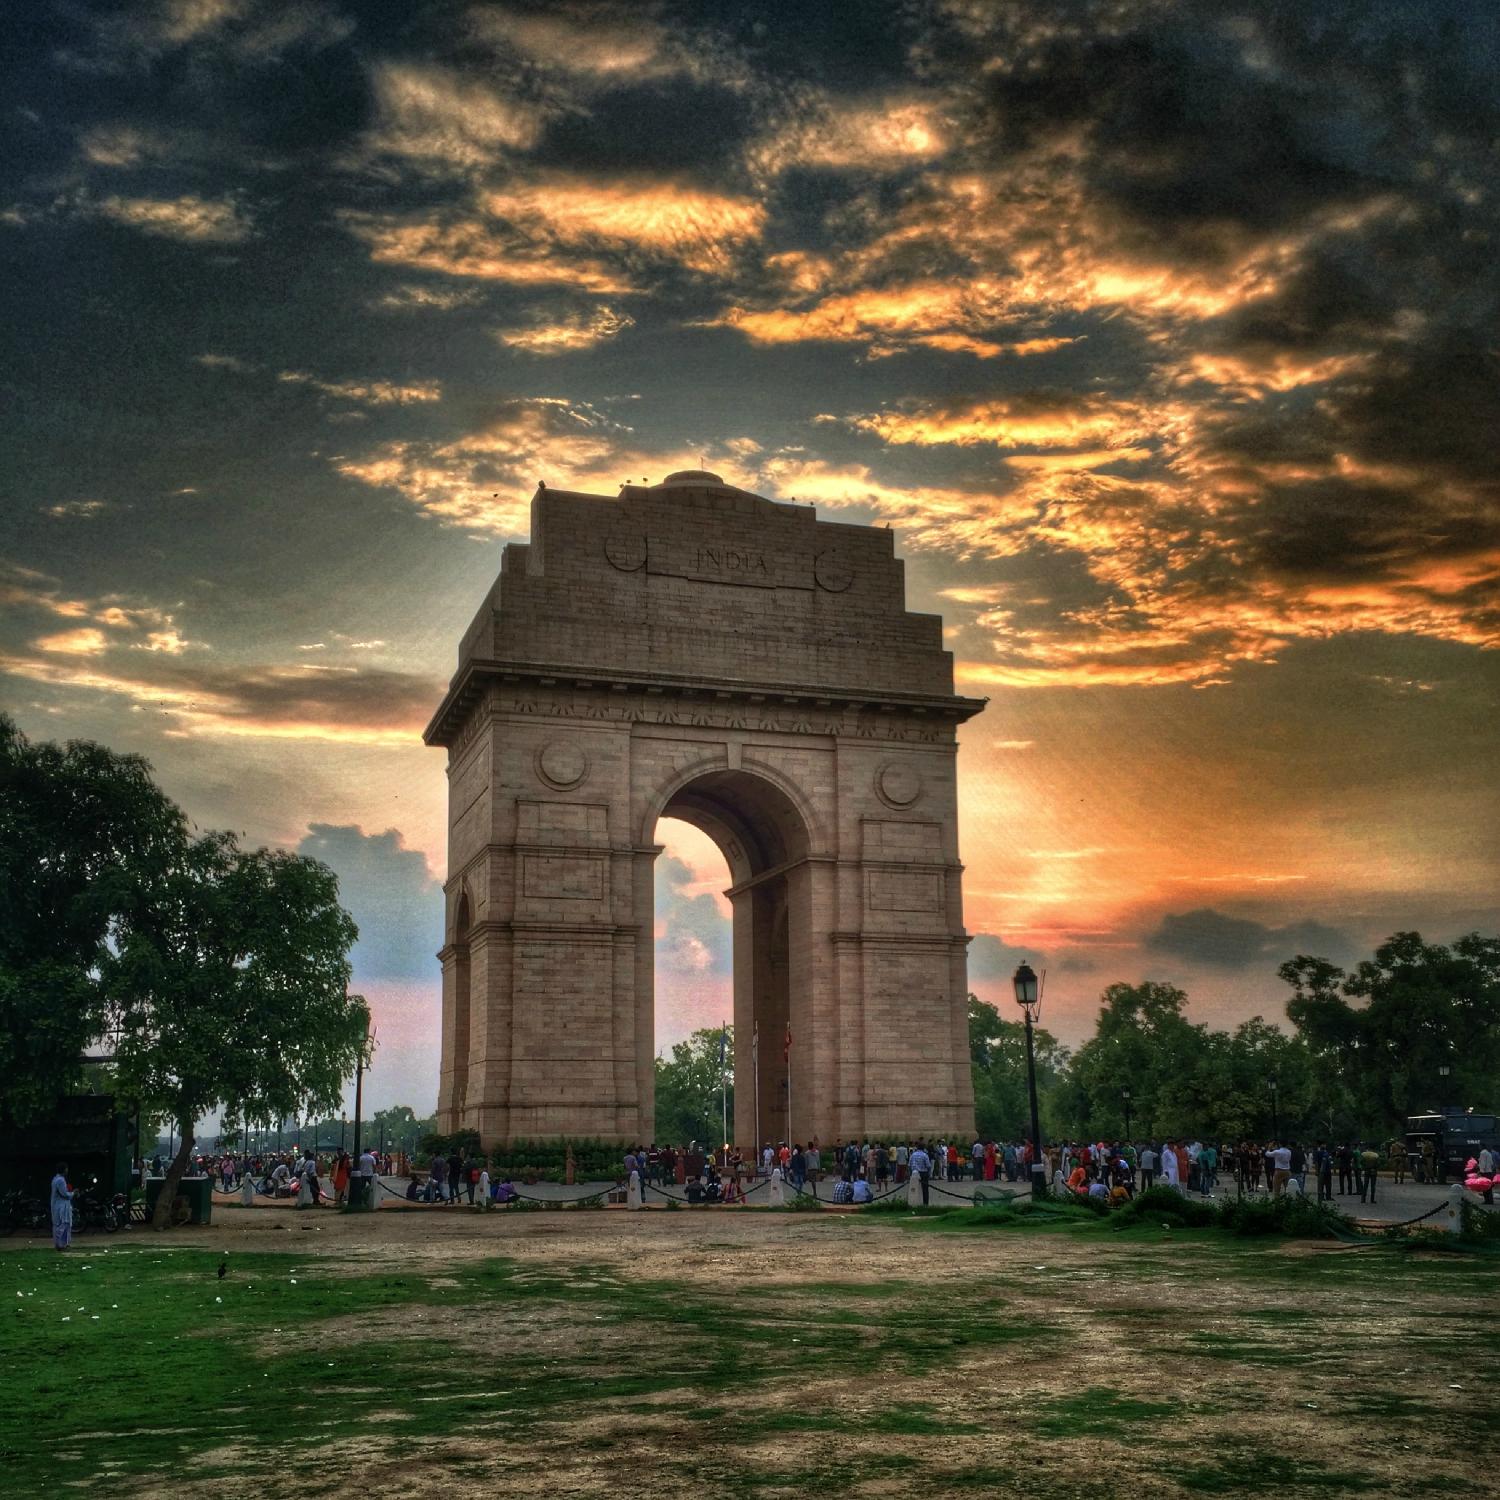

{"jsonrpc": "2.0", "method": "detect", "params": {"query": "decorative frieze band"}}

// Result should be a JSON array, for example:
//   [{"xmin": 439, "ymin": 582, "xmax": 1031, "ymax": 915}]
[{"xmin": 449, "ymin": 688, "xmax": 957, "ymax": 755}]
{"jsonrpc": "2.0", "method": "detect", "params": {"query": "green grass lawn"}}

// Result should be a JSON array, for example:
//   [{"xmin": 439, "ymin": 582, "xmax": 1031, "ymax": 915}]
[{"xmin": 3, "ymin": 1217, "xmax": 1498, "ymax": 1498}]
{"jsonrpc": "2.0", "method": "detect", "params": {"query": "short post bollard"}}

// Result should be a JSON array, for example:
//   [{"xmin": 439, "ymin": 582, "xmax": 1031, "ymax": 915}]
[{"xmin": 1443, "ymin": 1183, "xmax": 1465, "ymax": 1235}]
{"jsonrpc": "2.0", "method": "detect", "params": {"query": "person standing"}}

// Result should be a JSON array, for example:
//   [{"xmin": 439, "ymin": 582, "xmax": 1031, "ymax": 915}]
[
  {"xmin": 1360, "ymin": 1147, "xmax": 1381, "ymax": 1204},
  {"xmin": 971, "ymin": 1138, "xmax": 985, "ymax": 1181},
  {"xmin": 1288, "ymin": 1142, "xmax": 1306, "ymax": 1196},
  {"xmin": 909, "ymin": 1142, "xmax": 932, "ymax": 1205},
  {"xmin": 447, "ymin": 1149, "xmax": 462, "ymax": 1205},
  {"xmin": 50, "ymin": 1163, "xmax": 75, "ymax": 1251},
  {"xmin": 357, "ymin": 1144, "xmax": 376, "ymax": 1208},
  {"xmin": 332, "ymin": 1150, "xmax": 351, "ymax": 1208},
  {"xmin": 1269, "ymin": 1141, "xmax": 1292, "ymax": 1197},
  {"xmin": 1336, "ymin": 1142, "xmax": 1353, "ymax": 1196},
  {"xmin": 1139, "ymin": 1144, "xmax": 1157, "ymax": 1191},
  {"xmin": 1199, "ymin": 1143, "xmax": 1218, "ymax": 1198},
  {"xmin": 1316, "ymin": 1143, "xmax": 1334, "ymax": 1202},
  {"xmin": 1160, "ymin": 1144, "xmax": 1179, "ymax": 1188}
]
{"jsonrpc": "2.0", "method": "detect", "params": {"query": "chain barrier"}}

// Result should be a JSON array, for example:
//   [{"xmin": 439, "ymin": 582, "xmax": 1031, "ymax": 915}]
[
  {"xmin": 1354, "ymin": 1200, "xmax": 1451, "ymax": 1231},
  {"xmin": 926, "ymin": 1177, "xmax": 988, "ymax": 1201}
]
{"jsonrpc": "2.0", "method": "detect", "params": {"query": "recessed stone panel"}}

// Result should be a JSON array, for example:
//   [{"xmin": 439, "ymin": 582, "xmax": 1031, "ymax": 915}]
[
  {"xmin": 867, "ymin": 868, "xmax": 944, "ymax": 912},
  {"xmin": 516, "ymin": 800, "xmax": 607, "ymax": 845},
  {"xmin": 522, "ymin": 853, "xmax": 605, "ymax": 901},
  {"xmin": 862, "ymin": 819, "xmax": 943, "ymax": 862}
]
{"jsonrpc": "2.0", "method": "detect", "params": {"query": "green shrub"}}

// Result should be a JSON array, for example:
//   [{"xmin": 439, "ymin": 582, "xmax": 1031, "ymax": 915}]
[
  {"xmin": 417, "ymin": 1129, "xmax": 482, "ymax": 1160},
  {"xmin": 1112, "ymin": 1186, "xmax": 1219, "ymax": 1229},
  {"xmin": 1459, "ymin": 1201, "xmax": 1500, "ymax": 1245},
  {"xmin": 1217, "ymin": 1193, "xmax": 1350, "ymax": 1238}
]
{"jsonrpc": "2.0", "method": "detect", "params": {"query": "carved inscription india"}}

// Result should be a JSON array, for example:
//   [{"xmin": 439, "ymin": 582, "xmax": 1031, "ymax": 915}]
[{"xmin": 696, "ymin": 544, "xmax": 768, "ymax": 578}]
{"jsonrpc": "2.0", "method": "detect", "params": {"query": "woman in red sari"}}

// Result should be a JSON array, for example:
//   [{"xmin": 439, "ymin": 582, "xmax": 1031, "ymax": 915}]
[{"xmin": 984, "ymin": 1141, "xmax": 997, "ymax": 1181}]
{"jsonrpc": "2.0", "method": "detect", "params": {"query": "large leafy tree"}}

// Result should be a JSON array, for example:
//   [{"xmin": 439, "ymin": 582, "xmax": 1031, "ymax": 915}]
[
  {"xmin": 0, "ymin": 716, "xmax": 185, "ymax": 1125},
  {"xmin": 370, "ymin": 1104, "xmax": 431, "ymax": 1154},
  {"xmin": 1055, "ymin": 981, "xmax": 1205, "ymax": 1138},
  {"xmin": 104, "ymin": 832, "xmax": 371, "ymax": 1226},
  {"xmin": 1282, "ymin": 931, "xmax": 1500, "ymax": 1131},
  {"xmin": 1173, "ymin": 1017, "xmax": 1319, "ymax": 1143},
  {"xmin": 654, "ymin": 1026, "xmax": 732, "ymax": 1147},
  {"xmin": 968, "ymin": 995, "xmax": 1067, "ymax": 1140}
]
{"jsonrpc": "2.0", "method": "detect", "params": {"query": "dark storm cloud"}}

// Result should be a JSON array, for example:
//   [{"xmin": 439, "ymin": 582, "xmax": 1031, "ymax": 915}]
[
  {"xmin": 966, "ymin": 1, "xmax": 1497, "ymax": 246},
  {"xmin": 296, "ymin": 822, "xmax": 443, "ymax": 981},
  {"xmin": 1146, "ymin": 908, "xmax": 1358, "ymax": 971},
  {"xmin": 967, "ymin": 934, "xmax": 1046, "ymax": 981}
]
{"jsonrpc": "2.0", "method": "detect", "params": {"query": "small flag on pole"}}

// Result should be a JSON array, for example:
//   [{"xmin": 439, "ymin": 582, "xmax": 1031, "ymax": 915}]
[
  {"xmin": 751, "ymin": 1022, "xmax": 758, "ymax": 1067},
  {"xmin": 718, "ymin": 1024, "xmax": 727, "ymax": 1067},
  {"xmin": 783, "ymin": 1023, "xmax": 792, "ymax": 1062}
]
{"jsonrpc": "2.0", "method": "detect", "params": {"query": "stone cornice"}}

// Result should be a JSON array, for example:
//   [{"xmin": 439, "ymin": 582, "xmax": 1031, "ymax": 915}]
[{"xmin": 425, "ymin": 656, "xmax": 988, "ymax": 748}]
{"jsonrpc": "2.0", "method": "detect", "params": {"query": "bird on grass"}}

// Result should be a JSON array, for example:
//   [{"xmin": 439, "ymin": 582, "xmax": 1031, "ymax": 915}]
[{"xmin": 217, "ymin": 1257, "xmax": 227, "ymax": 1280}]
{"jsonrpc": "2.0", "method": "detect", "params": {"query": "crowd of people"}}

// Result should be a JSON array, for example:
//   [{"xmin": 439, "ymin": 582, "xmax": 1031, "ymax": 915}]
[
  {"xmin": 129, "ymin": 1149, "xmax": 404, "ymax": 1206},
  {"xmin": 121, "ymin": 1133, "xmax": 1458, "ymax": 1217},
  {"xmin": 615, "ymin": 1135, "xmax": 1427, "ymax": 1208}
]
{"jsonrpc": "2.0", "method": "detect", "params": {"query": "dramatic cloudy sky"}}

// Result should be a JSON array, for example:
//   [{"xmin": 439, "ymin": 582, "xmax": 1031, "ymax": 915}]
[{"xmin": 3, "ymin": 1, "xmax": 1497, "ymax": 1112}]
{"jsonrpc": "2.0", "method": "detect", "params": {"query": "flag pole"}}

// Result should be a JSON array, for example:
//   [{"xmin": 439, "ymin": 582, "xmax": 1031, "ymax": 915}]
[
  {"xmin": 786, "ymin": 1024, "xmax": 792, "ymax": 1145},
  {"xmin": 721, "ymin": 1024, "xmax": 728, "ymax": 1159},
  {"xmin": 752, "ymin": 1022, "xmax": 760, "ymax": 1173}
]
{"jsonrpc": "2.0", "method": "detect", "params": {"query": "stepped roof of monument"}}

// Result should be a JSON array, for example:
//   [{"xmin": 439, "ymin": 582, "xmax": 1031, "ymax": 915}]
[{"xmin": 655, "ymin": 469, "xmax": 724, "ymax": 487}]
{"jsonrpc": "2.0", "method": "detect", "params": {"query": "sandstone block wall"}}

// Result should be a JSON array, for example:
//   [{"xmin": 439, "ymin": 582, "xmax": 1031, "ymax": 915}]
[{"xmin": 428, "ymin": 472, "xmax": 983, "ymax": 1147}]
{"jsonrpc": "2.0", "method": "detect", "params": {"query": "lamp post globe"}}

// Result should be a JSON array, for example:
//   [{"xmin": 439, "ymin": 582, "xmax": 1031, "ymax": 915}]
[{"xmin": 1013, "ymin": 962, "xmax": 1047, "ymax": 1199}]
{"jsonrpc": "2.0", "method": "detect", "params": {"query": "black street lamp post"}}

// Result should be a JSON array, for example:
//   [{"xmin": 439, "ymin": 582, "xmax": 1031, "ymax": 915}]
[
  {"xmin": 351, "ymin": 1020, "xmax": 376, "ymax": 1206},
  {"xmin": 1122, "ymin": 1087, "xmax": 1132, "ymax": 1143},
  {"xmin": 1013, "ymin": 962, "xmax": 1047, "ymax": 1198},
  {"xmin": 1270, "ymin": 1077, "xmax": 1280, "ymax": 1141}
]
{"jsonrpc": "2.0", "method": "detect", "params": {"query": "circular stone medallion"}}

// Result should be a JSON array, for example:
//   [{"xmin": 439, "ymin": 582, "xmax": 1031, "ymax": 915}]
[
  {"xmin": 536, "ymin": 740, "xmax": 589, "ymax": 790},
  {"xmin": 814, "ymin": 551, "xmax": 854, "ymax": 592},
  {"xmin": 604, "ymin": 534, "xmax": 648, "ymax": 572},
  {"xmin": 876, "ymin": 761, "xmax": 923, "ymax": 808}
]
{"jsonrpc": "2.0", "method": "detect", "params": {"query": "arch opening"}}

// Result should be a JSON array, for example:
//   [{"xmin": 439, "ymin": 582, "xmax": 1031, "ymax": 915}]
[
  {"xmin": 652, "ymin": 768, "xmax": 813, "ymax": 1153},
  {"xmin": 652, "ymin": 817, "xmax": 732, "ymax": 1144}
]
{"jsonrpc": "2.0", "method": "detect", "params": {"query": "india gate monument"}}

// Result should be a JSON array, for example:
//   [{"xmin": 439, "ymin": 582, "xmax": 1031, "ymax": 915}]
[{"xmin": 425, "ymin": 470, "xmax": 986, "ymax": 1148}]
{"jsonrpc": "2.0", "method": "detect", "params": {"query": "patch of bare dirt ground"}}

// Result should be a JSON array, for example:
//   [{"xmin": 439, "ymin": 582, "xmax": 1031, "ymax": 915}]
[{"xmin": 55, "ymin": 1206, "xmax": 1500, "ymax": 1498}]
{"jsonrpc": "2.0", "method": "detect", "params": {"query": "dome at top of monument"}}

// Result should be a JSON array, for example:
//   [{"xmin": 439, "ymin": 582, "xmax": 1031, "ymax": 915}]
[{"xmin": 656, "ymin": 469, "xmax": 725, "ymax": 487}]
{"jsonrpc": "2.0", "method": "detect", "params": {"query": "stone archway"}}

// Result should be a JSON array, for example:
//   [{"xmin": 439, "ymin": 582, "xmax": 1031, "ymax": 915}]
[
  {"xmin": 427, "ymin": 469, "xmax": 985, "ymax": 1147},
  {"xmin": 651, "ymin": 765, "xmax": 813, "ymax": 1152}
]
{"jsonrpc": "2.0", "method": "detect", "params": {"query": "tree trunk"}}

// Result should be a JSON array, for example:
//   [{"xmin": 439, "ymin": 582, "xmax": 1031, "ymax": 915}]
[{"xmin": 151, "ymin": 1118, "xmax": 196, "ymax": 1229}]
